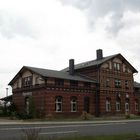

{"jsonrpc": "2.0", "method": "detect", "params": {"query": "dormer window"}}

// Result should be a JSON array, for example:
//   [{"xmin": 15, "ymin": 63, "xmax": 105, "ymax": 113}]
[
  {"xmin": 124, "ymin": 66, "xmax": 129, "ymax": 73},
  {"xmin": 22, "ymin": 76, "xmax": 32, "ymax": 87},
  {"xmin": 114, "ymin": 63, "xmax": 120, "ymax": 71}
]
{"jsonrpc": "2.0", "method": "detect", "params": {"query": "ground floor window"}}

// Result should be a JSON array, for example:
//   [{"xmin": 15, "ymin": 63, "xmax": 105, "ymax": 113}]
[
  {"xmin": 71, "ymin": 97, "xmax": 77, "ymax": 112},
  {"xmin": 116, "ymin": 101, "xmax": 121, "ymax": 112},
  {"xmin": 135, "ymin": 100, "xmax": 139, "ymax": 112},
  {"xmin": 55, "ymin": 96, "xmax": 62, "ymax": 112},
  {"xmin": 25, "ymin": 97, "xmax": 29, "ymax": 114},
  {"xmin": 125, "ymin": 102, "xmax": 129, "ymax": 112},
  {"xmin": 106, "ymin": 98, "xmax": 111, "ymax": 112}
]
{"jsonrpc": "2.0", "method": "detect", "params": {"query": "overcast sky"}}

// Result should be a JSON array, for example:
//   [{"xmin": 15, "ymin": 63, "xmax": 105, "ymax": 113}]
[{"xmin": 0, "ymin": 0, "xmax": 140, "ymax": 98}]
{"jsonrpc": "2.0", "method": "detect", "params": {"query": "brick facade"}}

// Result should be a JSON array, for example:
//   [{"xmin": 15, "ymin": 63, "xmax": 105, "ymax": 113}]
[{"xmin": 9, "ymin": 49, "xmax": 140, "ymax": 117}]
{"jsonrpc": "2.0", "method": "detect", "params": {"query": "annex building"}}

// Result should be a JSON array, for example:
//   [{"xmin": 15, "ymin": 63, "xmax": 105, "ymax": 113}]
[{"xmin": 9, "ymin": 49, "xmax": 140, "ymax": 117}]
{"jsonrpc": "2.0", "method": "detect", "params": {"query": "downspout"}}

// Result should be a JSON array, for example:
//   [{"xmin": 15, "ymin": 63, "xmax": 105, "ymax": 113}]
[{"xmin": 95, "ymin": 64, "xmax": 100, "ymax": 117}]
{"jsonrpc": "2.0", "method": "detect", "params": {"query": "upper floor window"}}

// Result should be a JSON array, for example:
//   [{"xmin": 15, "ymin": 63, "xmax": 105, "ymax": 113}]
[
  {"xmin": 84, "ymin": 82, "xmax": 91, "ymax": 88},
  {"xmin": 55, "ymin": 78, "xmax": 64, "ymax": 86},
  {"xmin": 70, "ymin": 80, "xmax": 78, "ymax": 87},
  {"xmin": 125, "ymin": 80, "xmax": 129, "ymax": 89},
  {"xmin": 16, "ymin": 80, "xmax": 20, "ymax": 88},
  {"xmin": 115, "ymin": 79, "xmax": 121, "ymax": 88},
  {"xmin": 114, "ymin": 63, "xmax": 121, "ymax": 71},
  {"xmin": 124, "ymin": 66, "xmax": 129, "ymax": 73},
  {"xmin": 106, "ymin": 79, "xmax": 110, "ymax": 87},
  {"xmin": 22, "ymin": 76, "xmax": 32, "ymax": 87}
]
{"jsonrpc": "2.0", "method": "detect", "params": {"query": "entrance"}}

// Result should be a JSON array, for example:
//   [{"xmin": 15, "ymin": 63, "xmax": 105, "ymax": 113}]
[{"xmin": 84, "ymin": 96, "xmax": 90, "ymax": 113}]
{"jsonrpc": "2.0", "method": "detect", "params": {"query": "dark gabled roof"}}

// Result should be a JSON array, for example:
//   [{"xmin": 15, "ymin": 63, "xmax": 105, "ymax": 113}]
[
  {"xmin": 62, "ymin": 54, "xmax": 138, "ymax": 73},
  {"xmin": 134, "ymin": 81, "xmax": 140, "ymax": 88},
  {"xmin": 9, "ymin": 66, "xmax": 96, "ymax": 85}
]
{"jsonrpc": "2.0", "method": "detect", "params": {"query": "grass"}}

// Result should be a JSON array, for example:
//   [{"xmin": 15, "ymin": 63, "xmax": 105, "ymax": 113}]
[
  {"xmin": 22, "ymin": 128, "xmax": 140, "ymax": 140},
  {"xmin": 19, "ymin": 127, "xmax": 140, "ymax": 140},
  {"xmin": 55, "ymin": 134, "xmax": 140, "ymax": 140}
]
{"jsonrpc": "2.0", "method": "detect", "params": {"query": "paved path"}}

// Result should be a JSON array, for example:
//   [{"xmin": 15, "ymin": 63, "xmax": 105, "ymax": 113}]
[
  {"xmin": 0, "ymin": 118, "xmax": 140, "ymax": 125},
  {"xmin": 0, "ymin": 119, "xmax": 140, "ymax": 140}
]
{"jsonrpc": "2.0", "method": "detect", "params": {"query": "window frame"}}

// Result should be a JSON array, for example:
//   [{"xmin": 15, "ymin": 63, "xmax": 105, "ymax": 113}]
[
  {"xmin": 22, "ymin": 76, "xmax": 33, "ymax": 87},
  {"xmin": 125, "ymin": 102, "xmax": 129, "ymax": 112},
  {"xmin": 125, "ymin": 80, "xmax": 129, "ymax": 89},
  {"xmin": 114, "ymin": 63, "xmax": 121, "ymax": 71},
  {"xmin": 135, "ymin": 100, "xmax": 139, "ymax": 112},
  {"xmin": 106, "ymin": 99, "xmax": 111, "ymax": 112},
  {"xmin": 115, "ymin": 79, "xmax": 121, "ymax": 88},
  {"xmin": 70, "ymin": 97, "xmax": 77, "ymax": 112},
  {"xmin": 55, "ymin": 78, "xmax": 64, "ymax": 86},
  {"xmin": 70, "ymin": 80, "xmax": 78, "ymax": 87},
  {"xmin": 55, "ymin": 96, "xmax": 62, "ymax": 112},
  {"xmin": 106, "ymin": 78, "xmax": 110, "ymax": 87},
  {"xmin": 116, "ymin": 101, "xmax": 121, "ymax": 112}
]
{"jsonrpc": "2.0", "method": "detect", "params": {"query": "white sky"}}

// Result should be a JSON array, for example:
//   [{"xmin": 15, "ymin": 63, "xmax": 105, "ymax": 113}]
[{"xmin": 0, "ymin": 0, "xmax": 140, "ymax": 98}]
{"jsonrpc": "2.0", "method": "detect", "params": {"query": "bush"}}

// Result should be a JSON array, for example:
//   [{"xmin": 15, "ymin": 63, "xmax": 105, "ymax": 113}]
[
  {"xmin": 21, "ymin": 127, "xmax": 41, "ymax": 140},
  {"xmin": 80, "ymin": 111, "xmax": 91, "ymax": 120}
]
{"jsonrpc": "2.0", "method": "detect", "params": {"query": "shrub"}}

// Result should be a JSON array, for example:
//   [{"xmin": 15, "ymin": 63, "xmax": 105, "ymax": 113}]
[
  {"xmin": 21, "ymin": 127, "xmax": 41, "ymax": 140},
  {"xmin": 81, "ymin": 111, "xmax": 91, "ymax": 120}
]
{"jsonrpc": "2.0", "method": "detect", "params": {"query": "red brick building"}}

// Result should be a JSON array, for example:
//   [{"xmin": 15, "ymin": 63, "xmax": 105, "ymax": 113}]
[{"xmin": 9, "ymin": 49, "xmax": 140, "ymax": 117}]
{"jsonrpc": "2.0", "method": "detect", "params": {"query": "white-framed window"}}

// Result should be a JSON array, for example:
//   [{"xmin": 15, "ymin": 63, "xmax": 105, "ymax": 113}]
[
  {"xmin": 25, "ymin": 97, "xmax": 29, "ymax": 114},
  {"xmin": 125, "ymin": 102, "xmax": 129, "ymax": 112},
  {"xmin": 125, "ymin": 80, "xmax": 129, "ymax": 88},
  {"xmin": 135, "ymin": 100, "xmax": 139, "ymax": 112},
  {"xmin": 114, "ymin": 63, "xmax": 121, "ymax": 71},
  {"xmin": 55, "ymin": 96, "xmax": 62, "ymax": 112},
  {"xmin": 115, "ymin": 79, "xmax": 121, "ymax": 88},
  {"xmin": 116, "ymin": 101, "xmax": 121, "ymax": 112},
  {"xmin": 22, "ymin": 76, "xmax": 32, "ymax": 87},
  {"xmin": 71, "ymin": 97, "xmax": 77, "ymax": 112},
  {"xmin": 106, "ymin": 79, "xmax": 110, "ymax": 87},
  {"xmin": 106, "ymin": 99, "xmax": 111, "ymax": 112},
  {"xmin": 124, "ymin": 66, "xmax": 129, "ymax": 73}
]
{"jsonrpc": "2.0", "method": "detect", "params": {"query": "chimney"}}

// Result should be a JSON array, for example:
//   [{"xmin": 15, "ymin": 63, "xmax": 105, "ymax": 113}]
[
  {"xmin": 69, "ymin": 59, "xmax": 74, "ymax": 75},
  {"xmin": 96, "ymin": 49, "xmax": 103, "ymax": 60}
]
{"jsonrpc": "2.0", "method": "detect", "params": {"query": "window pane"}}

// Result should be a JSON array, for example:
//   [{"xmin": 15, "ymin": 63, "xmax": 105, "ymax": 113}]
[
  {"xmin": 55, "ymin": 97, "xmax": 62, "ymax": 112},
  {"xmin": 71, "ymin": 97, "xmax": 77, "ymax": 112}
]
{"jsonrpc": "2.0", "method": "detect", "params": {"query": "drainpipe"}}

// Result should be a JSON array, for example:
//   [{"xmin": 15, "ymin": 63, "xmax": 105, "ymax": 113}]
[{"xmin": 95, "ymin": 82, "xmax": 100, "ymax": 117}]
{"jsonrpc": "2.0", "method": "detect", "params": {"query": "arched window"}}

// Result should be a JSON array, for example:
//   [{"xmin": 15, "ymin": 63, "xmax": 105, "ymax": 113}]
[
  {"xmin": 106, "ymin": 98, "xmax": 111, "ymax": 112},
  {"xmin": 116, "ymin": 101, "xmax": 121, "ymax": 112},
  {"xmin": 125, "ymin": 99, "xmax": 129, "ymax": 112},
  {"xmin": 55, "ymin": 96, "xmax": 62, "ymax": 112},
  {"xmin": 116, "ymin": 96, "xmax": 121, "ymax": 112},
  {"xmin": 25, "ymin": 97, "xmax": 29, "ymax": 114},
  {"xmin": 135, "ymin": 99, "xmax": 139, "ymax": 112},
  {"xmin": 71, "ymin": 97, "xmax": 77, "ymax": 112}
]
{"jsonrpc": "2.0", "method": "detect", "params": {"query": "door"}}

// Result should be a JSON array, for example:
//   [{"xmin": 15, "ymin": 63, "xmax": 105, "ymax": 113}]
[{"xmin": 84, "ymin": 96, "xmax": 90, "ymax": 113}]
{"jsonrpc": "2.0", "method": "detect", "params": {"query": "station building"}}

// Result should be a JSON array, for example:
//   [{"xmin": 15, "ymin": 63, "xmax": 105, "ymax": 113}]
[{"xmin": 9, "ymin": 49, "xmax": 140, "ymax": 117}]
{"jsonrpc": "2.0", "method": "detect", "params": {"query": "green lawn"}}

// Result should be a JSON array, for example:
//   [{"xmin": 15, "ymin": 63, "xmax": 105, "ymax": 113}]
[
  {"xmin": 21, "ymin": 128, "xmax": 140, "ymax": 140},
  {"xmin": 53, "ymin": 134, "xmax": 140, "ymax": 140}
]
